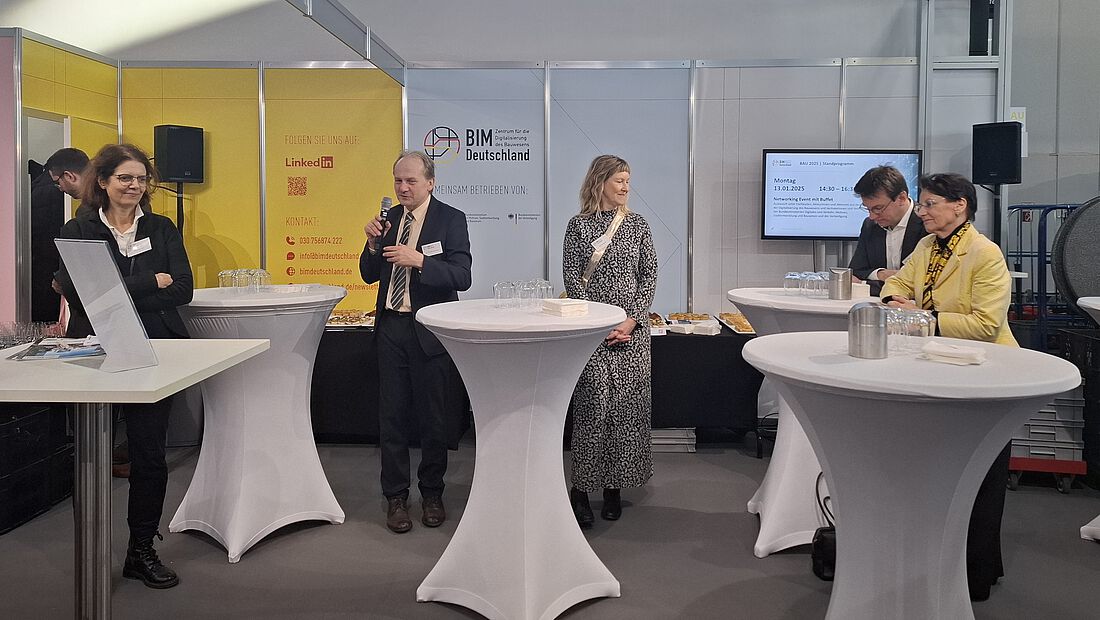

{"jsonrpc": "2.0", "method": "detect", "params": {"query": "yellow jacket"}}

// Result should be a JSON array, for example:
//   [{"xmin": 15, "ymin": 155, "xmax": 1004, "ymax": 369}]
[{"xmin": 881, "ymin": 225, "xmax": 1017, "ymax": 346}]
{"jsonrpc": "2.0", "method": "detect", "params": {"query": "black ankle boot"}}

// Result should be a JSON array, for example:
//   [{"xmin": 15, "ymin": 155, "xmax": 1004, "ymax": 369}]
[
  {"xmin": 601, "ymin": 488, "xmax": 622, "ymax": 520},
  {"xmin": 123, "ymin": 533, "xmax": 179, "ymax": 589},
  {"xmin": 570, "ymin": 487, "xmax": 594, "ymax": 529}
]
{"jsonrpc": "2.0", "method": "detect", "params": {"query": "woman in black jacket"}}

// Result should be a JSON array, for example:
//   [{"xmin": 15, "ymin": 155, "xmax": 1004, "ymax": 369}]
[{"xmin": 55, "ymin": 143, "xmax": 193, "ymax": 589}]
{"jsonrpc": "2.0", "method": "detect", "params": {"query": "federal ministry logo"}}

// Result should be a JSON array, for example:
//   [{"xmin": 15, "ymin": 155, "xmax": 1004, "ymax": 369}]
[{"xmin": 423, "ymin": 126, "xmax": 461, "ymax": 163}]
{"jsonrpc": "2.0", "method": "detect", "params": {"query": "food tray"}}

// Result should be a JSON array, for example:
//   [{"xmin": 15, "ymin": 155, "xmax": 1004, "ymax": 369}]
[
  {"xmin": 717, "ymin": 312, "xmax": 755, "ymax": 335},
  {"xmin": 326, "ymin": 312, "xmax": 375, "ymax": 327}
]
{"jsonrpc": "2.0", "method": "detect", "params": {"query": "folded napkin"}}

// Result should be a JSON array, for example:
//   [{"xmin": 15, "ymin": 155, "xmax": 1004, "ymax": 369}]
[
  {"xmin": 920, "ymin": 341, "xmax": 987, "ymax": 365},
  {"xmin": 542, "ymin": 298, "xmax": 589, "ymax": 317}
]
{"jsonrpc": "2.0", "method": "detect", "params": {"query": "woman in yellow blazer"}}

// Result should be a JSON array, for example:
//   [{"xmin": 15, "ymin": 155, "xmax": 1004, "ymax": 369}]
[{"xmin": 882, "ymin": 172, "xmax": 1016, "ymax": 602}]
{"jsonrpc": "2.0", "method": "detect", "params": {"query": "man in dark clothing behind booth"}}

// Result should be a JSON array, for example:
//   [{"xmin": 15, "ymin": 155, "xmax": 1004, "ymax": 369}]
[
  {"xmin": 360, "ymin": 149, "xmax": 472, "ymax": 534},
  {"xmin": 30, "ymin": 148, "xmax": 88, "ymax": 321},
  {"xmin": 848, "ymin": 165, "xmax": 927, "ymax": 296}
]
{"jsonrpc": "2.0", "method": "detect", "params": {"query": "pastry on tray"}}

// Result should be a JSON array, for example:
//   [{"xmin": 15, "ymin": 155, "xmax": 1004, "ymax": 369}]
[
  {"xmin": 718, "ymin": 312, "xmax": 755, "ymax": 334},
  {"xmin": 667, "ymin": 312, "xmax": 711, "ymax": 322}
]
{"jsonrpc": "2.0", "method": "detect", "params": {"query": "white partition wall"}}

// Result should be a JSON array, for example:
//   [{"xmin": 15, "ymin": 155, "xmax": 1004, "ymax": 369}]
[
  {"xmin": 407, "ymin": 67, "xmax": 547, "ymax": 298},
  {"xmin": 547, "ymin": 65, "xmax": 689, "ymax": 315}
]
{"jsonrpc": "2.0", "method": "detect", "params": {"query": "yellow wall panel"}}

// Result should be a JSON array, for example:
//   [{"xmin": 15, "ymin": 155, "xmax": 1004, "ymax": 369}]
[
  {"xmin": 264, "ymin": 68, "xmax": 401, "ymax": 100},
  {"xmin": 122, "ymin": 67, "xmax": 261, "ymax": 288},
  {"xmin": 63, "ymin": 54, "xmax": 117, "ymax": 97},
  {"xmin": 160, "ymin": 68, "xmax": 257, "ymax": 100},
  {"xmin": 264, "ymin": 68, "xmax": 402, "ymax": 312},
  {"xmin": 64, "ymin": 87, "xmax": 116, "ymax": 125},
  {"xmin": 20, "ymin": 40, "xmax": 56, "ymax": 81},
  {"xmin": 70, "ymin": 118, "xmax": 118, "ymax": 160},
  {"xmin": 21, "ymin": 75, "xmax": 59, "ymax": 113},
  {"xmin": 122, "ymin": 68, "xmax": 163, "ymax": 100}
]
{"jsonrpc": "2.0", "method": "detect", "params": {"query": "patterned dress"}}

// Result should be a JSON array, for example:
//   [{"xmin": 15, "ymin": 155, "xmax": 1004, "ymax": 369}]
[{"xmin": 563, "ymin": 209, "xmax": 658, "ymax": 492}]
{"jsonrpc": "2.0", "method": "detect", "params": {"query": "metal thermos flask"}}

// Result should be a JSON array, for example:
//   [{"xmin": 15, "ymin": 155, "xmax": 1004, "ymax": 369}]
[
  {"xmin": 828, "ymin": 267, "xmax": 853, "ymax": 300},
  {"xmin": 848, "ymin": 302, "xmax": 888, "ymax": 359}
]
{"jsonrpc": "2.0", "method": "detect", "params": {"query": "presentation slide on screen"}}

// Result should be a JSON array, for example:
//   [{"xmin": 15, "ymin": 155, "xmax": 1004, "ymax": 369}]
[{"xmin": 762, "ymin": 151, "xmax": 920, "ymax": 239}]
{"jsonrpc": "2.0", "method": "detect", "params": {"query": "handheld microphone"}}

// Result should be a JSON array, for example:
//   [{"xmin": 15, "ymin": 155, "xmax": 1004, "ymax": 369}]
[{"xmin": 374, "ymin": 197, "xmax": 392, "ymax": 244}]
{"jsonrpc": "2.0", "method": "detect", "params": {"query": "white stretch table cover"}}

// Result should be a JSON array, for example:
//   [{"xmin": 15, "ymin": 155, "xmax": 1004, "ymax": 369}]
[
  {"xmin": 415, "ymin": 299, "xmax": 625, "ymax": 620},
  {"xmin": 171, "ymin": 285, "xmax": 346, "ymax": 563},
  {"xmin": 0, "ymin": 338, "xmax": 268, "ymax": 620},
  {"xmin": 744, "ymin": 331, "xmax": 1080, "ymax": 620},
  {"xmin": 727, "ymin": 288, "xmax": 873, "ymax": 557},
  {"xmin": 1075, "ymin": 297, "xmax": 1100, "ymax": 540}
]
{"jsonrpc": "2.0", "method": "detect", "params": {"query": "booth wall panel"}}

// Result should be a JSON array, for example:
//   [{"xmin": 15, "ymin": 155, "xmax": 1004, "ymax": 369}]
[
  {"xmin": 0, "ymin": 36, "xmax": 15, "ymax": 321},
  {"xmin": 845, "ymin": 65, "xmax": 919, "ymax": 99},
  {"xmin": 844, "ymin": 97, "xmax": 919, "ymax": 149},
  {"xmin": 122, "ymin": 68, "xmax": 260, "ymax": 289},
  {"xmin": 739, "ymin": 67, "xmax": 840, "ymax": 99},
  {"xmin": 696, "ymin": 68, "xmax": 724, "ymax": 101},
  {"xmin": 406, "ymin": 68, "xmax": 546, "ymax": 298},
  {"xmin": 548, "ymin": 68, "xmax": 689, "ymax": 314},
  {"xmin": 692, "ymin": 97, "xmax": 726, "ymax": 314},
  {"xmin": 263, "ymin": 68, "xmax": 402, "ymax": 313}
]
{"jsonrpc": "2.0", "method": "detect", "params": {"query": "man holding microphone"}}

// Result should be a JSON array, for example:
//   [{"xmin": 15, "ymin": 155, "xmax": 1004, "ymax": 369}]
[{"xmin": 361, "ymin": 150, "xmax": 472, "ymax": 533}]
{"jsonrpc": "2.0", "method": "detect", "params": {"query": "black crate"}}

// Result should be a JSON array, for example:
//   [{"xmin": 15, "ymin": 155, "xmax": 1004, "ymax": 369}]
[
  {"xmin": 47, "ymin": 446, "xmax": 74, "ymax": 505},
  {"xmin": 0, "ymin": 405, "xmax": 52, "ymax": 477},
  {"xmin": 0, "ymin": 458, "xmax": 51, "ymax": 535},
  {"xmin": 1060, "ymin": 329, "xmax": 1100, "ymax": 375}
]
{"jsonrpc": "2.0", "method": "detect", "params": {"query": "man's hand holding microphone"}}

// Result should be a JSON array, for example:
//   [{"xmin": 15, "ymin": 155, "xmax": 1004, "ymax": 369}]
[{"xmin": 365, "ymin": 197, "xmax": 425, "ymax": 270}]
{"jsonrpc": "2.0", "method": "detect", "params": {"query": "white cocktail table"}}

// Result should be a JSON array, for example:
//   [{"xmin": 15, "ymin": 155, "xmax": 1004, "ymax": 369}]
[
  {"xmin": 1075, "ymin": 296, "xmax": 1100, "ymax": 541},
  {"xmin": 415, "ymin": 299, "xmax": 625, "ymax": 620},
  {"xmin": 0, "ymin": 338, "xmax": 268, "ymax": 620},
  {"xmin": 727, "ymin": 287, "xmax": 873, "ymax": 557},
  {"xmin": 171, "ymin": 285, "xmax": 346, "ymax": 562},
  {"xmin": 743, "ymin": 331, "xmax": 1080, "ymax": 620}
]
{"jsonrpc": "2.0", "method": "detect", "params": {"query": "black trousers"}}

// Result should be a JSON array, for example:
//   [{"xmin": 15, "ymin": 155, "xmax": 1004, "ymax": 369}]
[
  {"xmin": 123, "ymin": 398, "xmax": 172, "ymax": 540},
  {"xmin": 376, "ymin": 311, "xmax": 449, "ymax": 500},
  {"xmin": 967, "ymin": 443, "xmax": 1011, "ymax": 600}
]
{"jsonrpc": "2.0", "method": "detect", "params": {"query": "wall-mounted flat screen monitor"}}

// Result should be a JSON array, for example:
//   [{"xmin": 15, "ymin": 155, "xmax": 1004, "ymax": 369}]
[{"xmin": 761, "ymin": 149, "xmax": 922, "ymax": 240}]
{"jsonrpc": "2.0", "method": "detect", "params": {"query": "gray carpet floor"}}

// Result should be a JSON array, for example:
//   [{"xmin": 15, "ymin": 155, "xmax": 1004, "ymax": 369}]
[{"xmin": 2, "ymin": 439, "xmax": 1099, "ymax": 619}]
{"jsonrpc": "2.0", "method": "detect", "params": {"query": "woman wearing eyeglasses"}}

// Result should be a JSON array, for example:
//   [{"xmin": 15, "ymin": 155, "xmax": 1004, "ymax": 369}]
[
  {"xmin": 880, "ymin": 172, "xmax": 1016, "ymax": 602},
  {"xmin": 54, "ymin": 143, "xmax": 193, "ymax": 589}
]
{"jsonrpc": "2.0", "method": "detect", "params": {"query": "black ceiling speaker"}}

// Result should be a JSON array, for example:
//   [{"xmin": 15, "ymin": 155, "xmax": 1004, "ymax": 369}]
[
  {"xmin": 154, "ymin": 125, "xmax": 204, "ymax": 183},
  {"xmin": 972, "ymin": 121, "xmax": 1021, "ymax": 185}
]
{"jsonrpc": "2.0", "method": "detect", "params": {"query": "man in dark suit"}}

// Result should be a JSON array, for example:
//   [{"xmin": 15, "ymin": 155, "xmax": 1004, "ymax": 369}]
[
  {"xmin": 361, "ymin": 150, "xmax": 472, "ymax": 533},
  {"xmin": 848, "ymin": 165, "xmax": 927, "ymax": 295}
]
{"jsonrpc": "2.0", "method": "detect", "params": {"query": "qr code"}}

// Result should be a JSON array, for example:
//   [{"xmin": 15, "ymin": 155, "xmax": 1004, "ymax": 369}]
[{"xmin": 288, "ymin": 176, "xmax": 307, "ymax": 196}]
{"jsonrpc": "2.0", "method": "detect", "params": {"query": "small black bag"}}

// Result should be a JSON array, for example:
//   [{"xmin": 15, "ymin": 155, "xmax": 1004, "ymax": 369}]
[{"xmin": 811, "ymin": 471, "xmax": 836, "ymax": 581}]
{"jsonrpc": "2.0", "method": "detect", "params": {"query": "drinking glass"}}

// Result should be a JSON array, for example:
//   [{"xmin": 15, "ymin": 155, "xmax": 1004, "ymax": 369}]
[
  {"xmin": 520, "ymin": 280, "xmax": 540, "ymax": 309},
  {"xmin": 250, "ymin": 269, "xmax": 271, "ymax": 292},
  {"xmin": 905, "ymin": 309, "xmax": 936, "ymax": 351},
  {"xmin": 218, "ymin": 270, "xmax": 235, "ymax": 288},
  {"xmin": 801, "ymin": 272, "xmax": 826, "ymax": 298},
  {"xmin": 783, "ymin": 272, "xmax": 802, "ymax": 295},
  {"xmin": 493, "ymin": 281, "xmax": 515, "ymax": 308},
  {"xmin": 886, "ymin": 308, "xmax": 907, "ymax": 352}
]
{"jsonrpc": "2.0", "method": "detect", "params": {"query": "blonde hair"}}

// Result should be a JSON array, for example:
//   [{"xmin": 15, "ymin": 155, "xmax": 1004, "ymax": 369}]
[{"xmin": 578, "ymin": 155, "xmax": 630, "ymax": 216}]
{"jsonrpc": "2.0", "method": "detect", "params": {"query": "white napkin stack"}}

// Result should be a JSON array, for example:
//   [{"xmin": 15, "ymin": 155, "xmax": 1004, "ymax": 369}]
[
  {"xmin": 920, "ymin": 341, "xmax": 987, "ymax": 365},
  {"xmin": 542, "ymin": 298, "xmax": 589, "ymax": 317}
]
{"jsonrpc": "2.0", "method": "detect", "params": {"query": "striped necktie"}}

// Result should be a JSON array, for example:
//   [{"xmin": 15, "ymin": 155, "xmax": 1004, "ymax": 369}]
[{"xmin": 388, "ymin": 212, "xmax": 415, "ymax": 310}]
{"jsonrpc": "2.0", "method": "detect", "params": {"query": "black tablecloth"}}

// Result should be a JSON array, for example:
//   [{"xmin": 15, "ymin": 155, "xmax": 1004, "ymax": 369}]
[
  {"xmin": 310, "ymin": 328, "xmax": 469, "ymax": 446},
  {"xmin": 650, "ymin": 328, "xmax": 763, "ymax": 431},
  {"xmin": 310, "ymin": 325, "xmax": 764, "ymax": 444}
]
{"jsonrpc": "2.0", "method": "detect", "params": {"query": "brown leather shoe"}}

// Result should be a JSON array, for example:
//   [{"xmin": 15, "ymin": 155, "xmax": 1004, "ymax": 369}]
[
  {"xmin": 421, "ymin": 496, "xmax": 446, "ymax": 528},
  {"xmin": 386, "ymin": 497, "xmax": 412, "ymax": 533}
]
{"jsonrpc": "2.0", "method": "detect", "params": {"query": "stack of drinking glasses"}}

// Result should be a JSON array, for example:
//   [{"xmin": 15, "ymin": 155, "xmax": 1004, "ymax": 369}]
[
  {"xmin": 885, "ymin": 308, "xmax": 936, "ymax": 352},
  {"xmin": 781, "ymin": 271, "xmax": 831, "ymax": 298},
  {"xmin": 493, "ymin": 279, "xmax": 555, "ymax": 309},
  {"xmin": 0, "ymin": 321, "xmax": 62, "ymax": 348},
  {"xmin": 217, "ymin": 268, "xmax": 272, "ymax": 292}
]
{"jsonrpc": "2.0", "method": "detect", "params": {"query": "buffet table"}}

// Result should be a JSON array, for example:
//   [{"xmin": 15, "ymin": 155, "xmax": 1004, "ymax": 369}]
[
  {"xmin": 415, "ymin": 299, "xmax": 624, "ymax": 620},
  {"xmin": 171, "ymin": 285, "xmax": 345, "ymax": 563},
  {"xmin": 0, "ymin": 339, "xmax": 268, "ymax": 620},
  {"xmin": 743, "ymin": 331, "xmax": 1080, "ymax": 620},
  {"xmin": 1075, "ymin": 296, "xmax": 1100, "ymax": 541},
  {"xmin": 727, "ymin": 287, "xmax": 873, "ymax": 557},
  {"xmin": 311, "ymin": 324, "xmax": 761, "ymax": 440}
]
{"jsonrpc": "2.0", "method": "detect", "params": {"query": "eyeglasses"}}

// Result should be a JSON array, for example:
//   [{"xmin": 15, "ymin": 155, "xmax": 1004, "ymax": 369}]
[
  {"xmin": 861, "ymin": 203, "xmax": 891, "ymax": 215},
  {"xmin": 113, "ymin": 174, "xmax": 151, "ymax": 186},
  {"xmin": 915, "ymin": 198, "xmax": 946, "ymax": 212}
]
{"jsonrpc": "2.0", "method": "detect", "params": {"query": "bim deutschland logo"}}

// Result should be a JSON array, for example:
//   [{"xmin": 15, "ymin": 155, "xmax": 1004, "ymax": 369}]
[
  {"xmin": 286, "ymin": 155, "xmax": 334, "ymax": 168},
  {"xmin": 423, "ymin": 126, "xmax": 530, "ymax": 163}
]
